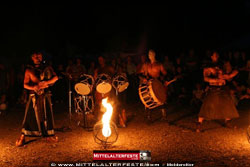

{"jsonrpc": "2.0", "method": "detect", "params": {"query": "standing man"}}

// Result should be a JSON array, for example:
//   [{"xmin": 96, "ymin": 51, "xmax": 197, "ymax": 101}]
[
  {"xmin": 139, "ymin": 49, "xmax": 169, "ymax": 122},
  {"xmin": 196, "ymin": 52, "xmax": 239, "ymax": 132},
  {"xmin": 94, "ymin": 56, "xmax": 115, "ymax": 121},
  {"xmin": 16, "ymin": 52, "xmax": 58, "ymax": 147},
  {"xmin": 94, "ymin": 56, "xmax": 115, "ymax": 79}
]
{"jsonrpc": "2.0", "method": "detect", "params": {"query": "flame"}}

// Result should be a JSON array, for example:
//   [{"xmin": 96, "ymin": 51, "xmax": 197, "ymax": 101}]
[{"xmin": 101, "ymin": 98, "xmax": 113, "ymax": 137}]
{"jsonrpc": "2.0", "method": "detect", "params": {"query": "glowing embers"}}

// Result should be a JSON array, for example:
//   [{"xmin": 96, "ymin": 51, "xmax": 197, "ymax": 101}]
[{"xmin": 93, "ymin": 98, "xmax": 118, "ymax": 148}]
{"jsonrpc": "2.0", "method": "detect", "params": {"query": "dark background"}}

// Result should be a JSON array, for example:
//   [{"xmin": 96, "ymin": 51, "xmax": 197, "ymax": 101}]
[{"xmin": 1, "ymin": 2, "xmax": 250, "ymax": 64}]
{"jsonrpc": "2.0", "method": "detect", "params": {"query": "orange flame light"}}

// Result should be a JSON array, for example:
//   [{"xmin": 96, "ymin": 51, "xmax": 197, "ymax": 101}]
[{"xmin": 101, "ymin": 98, "xmax": 113, "ymax": 137}]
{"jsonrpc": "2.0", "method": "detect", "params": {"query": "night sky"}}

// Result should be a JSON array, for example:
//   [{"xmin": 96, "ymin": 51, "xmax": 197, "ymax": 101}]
[{"xmin": 1, "ymin": 2, "xmax": 250, "ymax": 63}]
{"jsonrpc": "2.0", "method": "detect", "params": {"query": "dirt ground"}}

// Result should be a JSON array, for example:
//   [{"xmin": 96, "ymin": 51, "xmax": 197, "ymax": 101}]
[{"xmin": 0, "ymin": 99, "xmax": 250, "ymax": 167}]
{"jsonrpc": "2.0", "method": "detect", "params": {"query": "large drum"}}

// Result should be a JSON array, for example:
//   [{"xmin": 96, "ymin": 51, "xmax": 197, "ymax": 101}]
[
  {"xmin": 95, "ymin": 73, "xmax": 112, "ymax": 94},
  {"xmin": 112, "ymin": 73, "xmax": 129, "ymax": 93},
  {"xmin": 75, "ymin": 74, "xmax": 94, "ymax": 95},
  {"xmin": 138, "ymin": 79, "xmax": 166, "ymax": 109}
]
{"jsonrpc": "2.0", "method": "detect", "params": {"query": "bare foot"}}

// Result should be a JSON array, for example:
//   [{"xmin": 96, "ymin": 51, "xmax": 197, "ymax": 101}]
[
  {"xmin": 16, "ymin": 134, "xmax": 25, "ymax": 147},
  {"xmin": 46, "ymin": 136, "xmax": 59, "ymax": 143}
]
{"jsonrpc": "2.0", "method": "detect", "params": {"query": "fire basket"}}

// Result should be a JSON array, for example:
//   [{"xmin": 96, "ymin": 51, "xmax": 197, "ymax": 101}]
[
  {"xmin": 93, "ymin": 121, "xmax": 118, "ymax": 148},
  {"xmin": 93, "ymin": 98, "xmax": 118, "ymax": 148}
]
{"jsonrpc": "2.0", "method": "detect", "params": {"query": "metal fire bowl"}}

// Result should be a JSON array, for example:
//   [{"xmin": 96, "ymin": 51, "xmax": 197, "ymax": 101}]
[{"xmin": 93, "ymin": 121, "xmax": 118, "ymax": 147}]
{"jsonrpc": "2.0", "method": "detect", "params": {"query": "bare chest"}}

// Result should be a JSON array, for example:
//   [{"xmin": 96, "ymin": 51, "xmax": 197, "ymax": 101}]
[{"xmin": 147, "ymin": 64, "xmax": 161, "ymax": 74}]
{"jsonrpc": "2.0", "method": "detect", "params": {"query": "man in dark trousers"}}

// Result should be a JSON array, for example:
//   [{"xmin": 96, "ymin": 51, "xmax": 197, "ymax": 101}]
[{"xmin": 16, "ymin": 52, "xmax": 58, "ymax": 147}]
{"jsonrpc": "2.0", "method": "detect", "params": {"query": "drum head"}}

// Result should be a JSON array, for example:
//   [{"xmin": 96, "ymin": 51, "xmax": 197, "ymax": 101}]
[
  {"xmin": 118, "ymin": 82, "xmax": 129, "ymax": 92},
  {"xmin": 151, "ymin": 79, "xmax": 166, "ymax": 103},
  {"xmin": 75, "ymin": 83, "xmax": 91, "ymax": 95},
  {"xmin": 96, "ymin": 83, "xmax": 112, "ymax": 94}
]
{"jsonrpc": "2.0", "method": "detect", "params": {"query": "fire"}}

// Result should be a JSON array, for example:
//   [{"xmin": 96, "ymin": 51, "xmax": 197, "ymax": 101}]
[{"xmin": 101, "ymin": 98, "xmax": 113, "ymax": 137}]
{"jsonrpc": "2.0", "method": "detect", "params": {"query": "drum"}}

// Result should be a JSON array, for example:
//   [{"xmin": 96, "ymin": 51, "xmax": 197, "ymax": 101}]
[
  {"xmin": 112, "ymin": 73, "xmax": 129, "ymax": 93},
  {"xmin": 75, "ymin": 74, "xmax": 94, "ymax": 95},
  {"xmin": 95, "ymin": 73, "xmax": 112, "ymax": 94},
  {"xmin": 138, "ymin": 79, "xmax": 167, "ymax": 109}
]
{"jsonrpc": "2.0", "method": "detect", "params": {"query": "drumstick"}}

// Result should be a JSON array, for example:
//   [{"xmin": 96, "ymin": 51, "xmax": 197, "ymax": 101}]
[{"xmin": 164, "ymin": 77, "xmax": 177, "ymax": 86}]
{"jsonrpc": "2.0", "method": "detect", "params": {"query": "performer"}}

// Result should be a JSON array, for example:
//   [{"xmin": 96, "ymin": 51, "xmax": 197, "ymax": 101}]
[
  {"xmin": 139, "ymin": 49, "xmax": 169, "ymax": 122},
  {"xmin": 196, "ymin": 52, "xmax": 239, "ymax": 132},
  {"xmin": 16, "ymin": 52, "xmax": 59, "ymax": 147},
  {"xmin": 94, "ymin": 56, "xmax": 115, "ymax": 79},
  {"xmin": 113, "ymin": 63, "xmax": 128, "ymax": 128},
  {"xmin": 94, "ymin": 56, "xmax": 115, "ymax": 121}
]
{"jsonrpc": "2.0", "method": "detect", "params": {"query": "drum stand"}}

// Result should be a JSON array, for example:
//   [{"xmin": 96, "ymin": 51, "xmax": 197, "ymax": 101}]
[
  {"xmin": 51, "ymin": 74, "xmax": 73, "ymax": 133},
  {"xmin": 69, "ymin": 79, "xmax": 72, "ymax": 125},
  {"xmin": 74, "ymin": 95, "xmax": 93, "ymax": 130},
  {"xmin": 56, "ymin": 79, "xmax": 73, "ymax": 132}
]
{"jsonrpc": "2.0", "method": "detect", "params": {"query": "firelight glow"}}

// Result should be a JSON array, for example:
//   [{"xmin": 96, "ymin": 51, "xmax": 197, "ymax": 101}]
[{"xmin": 101, "ymin": 98, "xmax": 113, "ymax": 137}]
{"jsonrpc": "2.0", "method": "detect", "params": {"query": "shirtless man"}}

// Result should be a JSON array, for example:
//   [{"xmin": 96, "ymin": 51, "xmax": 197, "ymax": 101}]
[
  {"xmin": 196, "ymin": 52, "xmax": 239, "ymax": 132},
  {"xmin": 24, "ymin": 53, "xmax": 58, "ymax": 92},
  {"xmin": 139, "ymin": 49, "xmax": 169, "ymax": 122},
  {"xmin": 140, "ymin": 50, "xmax": 167, "ymax": 80},
  {"xmin": 16, "ymin": 52, "xmax": 58, "ymax": 147}
]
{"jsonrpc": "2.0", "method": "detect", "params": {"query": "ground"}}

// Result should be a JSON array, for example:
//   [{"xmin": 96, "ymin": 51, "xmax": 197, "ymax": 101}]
[{"xmin": 0, "ymin": 99, "xmax": 250, "ymax": 167}]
